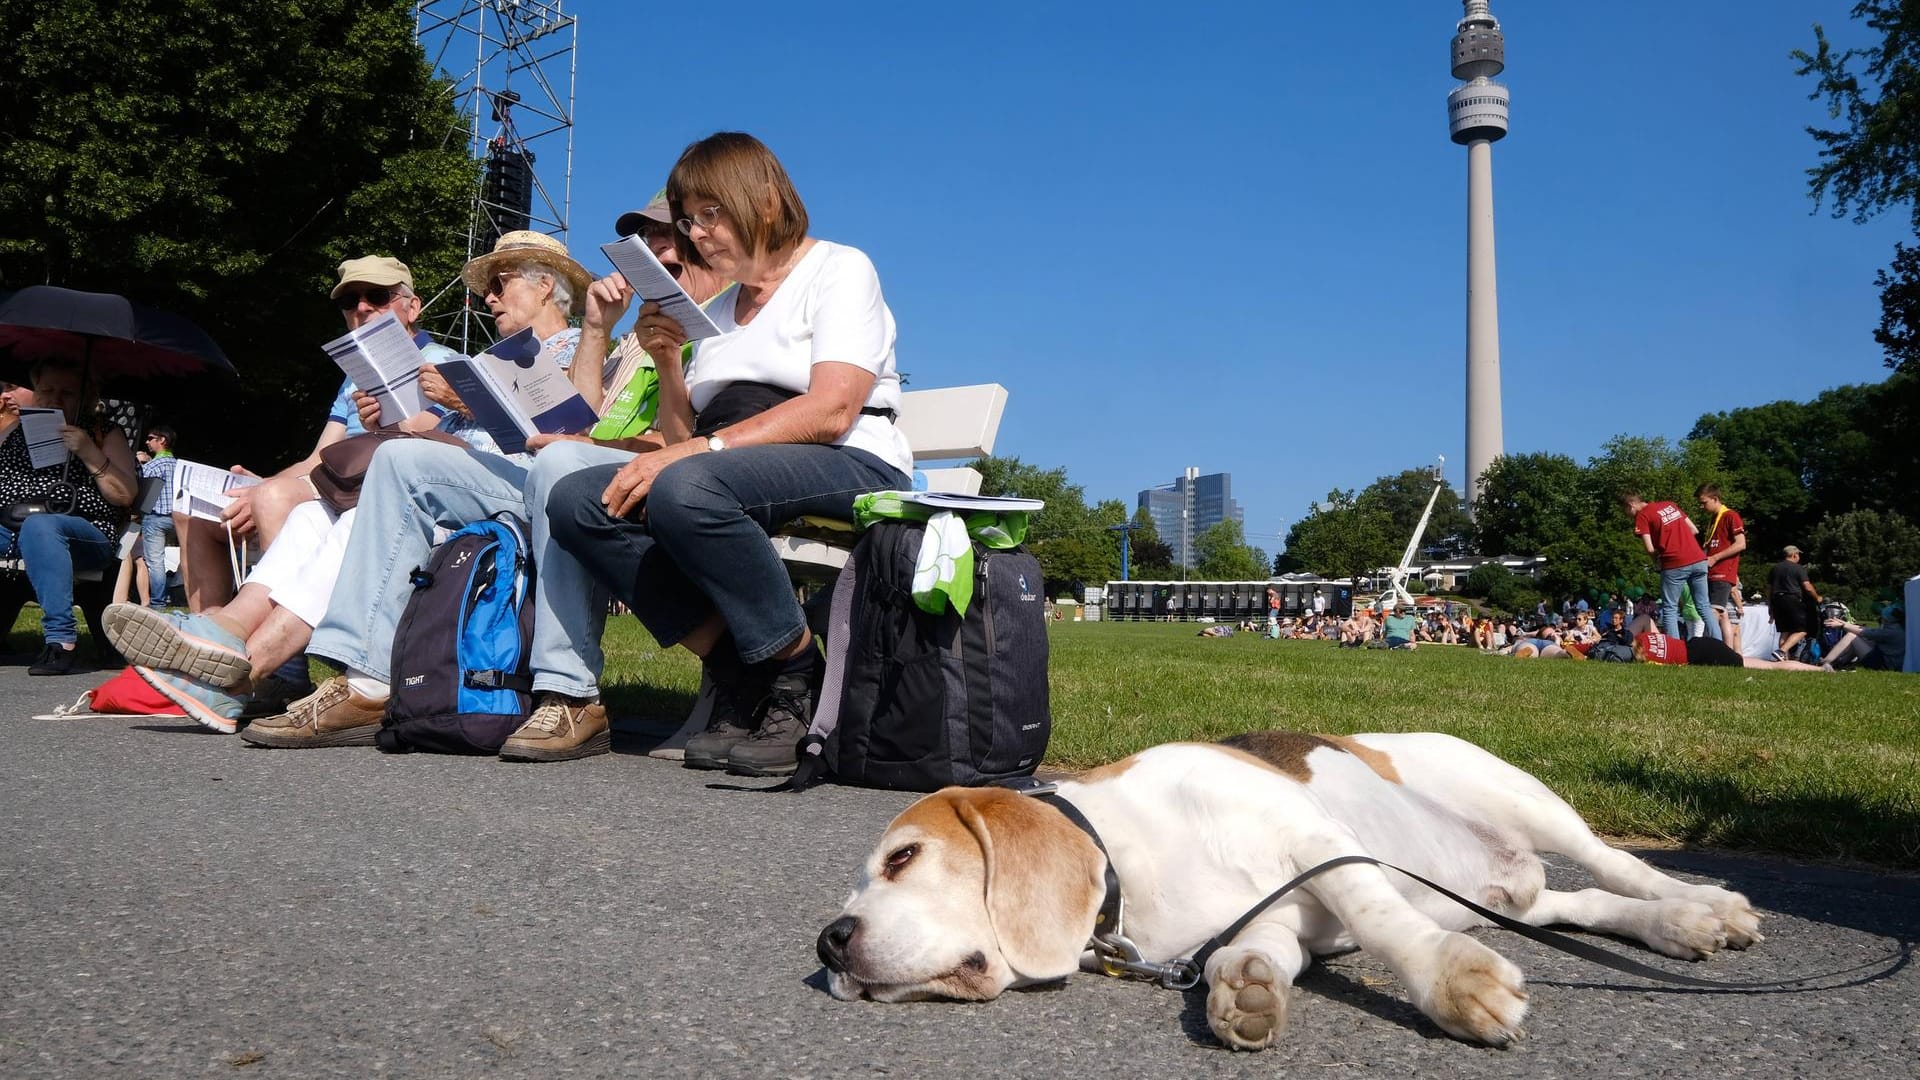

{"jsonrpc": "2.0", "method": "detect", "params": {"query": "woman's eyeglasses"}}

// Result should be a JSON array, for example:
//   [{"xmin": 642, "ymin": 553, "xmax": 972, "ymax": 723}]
[
  {"xmin": 335, "ymin": 286, "xmax": 398, "ymax": 310},
  {"xmin": 675, "ymin": 205, "xmax": 724, "ymax": 236}
]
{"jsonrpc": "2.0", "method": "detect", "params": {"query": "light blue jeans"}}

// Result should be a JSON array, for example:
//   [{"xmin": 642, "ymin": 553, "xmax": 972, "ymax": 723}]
[
  {"xmin": 1658, "ymin": 560, "xmax": 1721, "ymax": 641},
  {"xmin": 140, "ymin": 514, "xmax": 175, "ymax": 608},
  {"xmin": 0, "ymin": 513, "xmax": 116, "ymax": 645},
  {"xmin": 308, "ymin": 439, "xmax": 634, "ymax": 698}
]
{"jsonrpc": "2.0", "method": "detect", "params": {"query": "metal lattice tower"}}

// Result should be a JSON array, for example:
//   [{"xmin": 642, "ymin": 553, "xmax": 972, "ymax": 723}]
[
  {"xmin": 414, "ymin": 0, "xmax": 578, "ymax": 354},
  {"xmin": 1447, "ymin": 0, "xmax": 1508, "ymax": 515}
]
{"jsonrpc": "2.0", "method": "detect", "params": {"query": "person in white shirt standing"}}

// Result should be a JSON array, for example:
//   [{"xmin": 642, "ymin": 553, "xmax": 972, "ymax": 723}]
[{"xmin": 549, "ymin": 132, "xmax": 913, "ymax": 778}]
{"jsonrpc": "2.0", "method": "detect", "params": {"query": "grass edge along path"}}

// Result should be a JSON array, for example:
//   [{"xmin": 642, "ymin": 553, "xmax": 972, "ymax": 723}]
[{"xmin": 17, "ymin": 611, "xmax": 1918, "ymax": 869}]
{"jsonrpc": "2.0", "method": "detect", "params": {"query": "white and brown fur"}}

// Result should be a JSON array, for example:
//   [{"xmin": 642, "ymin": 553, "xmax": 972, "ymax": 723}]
[{"xmin": 818, "ymin": 731, "xmax": 1761, "ymax": 1051}]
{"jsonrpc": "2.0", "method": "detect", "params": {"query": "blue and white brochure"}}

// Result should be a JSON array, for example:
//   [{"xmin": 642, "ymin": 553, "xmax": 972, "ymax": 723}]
[
  {"xmin": 437, "ymin": 327, "xmax": 599, "ymax": 455},
  {"xmin": 599, "ymin": 235, "xmax": 725, "ymax": 340}
]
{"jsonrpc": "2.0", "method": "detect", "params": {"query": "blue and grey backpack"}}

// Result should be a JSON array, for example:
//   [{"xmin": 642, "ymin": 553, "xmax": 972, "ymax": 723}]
[{"xmin": 377, "ymin": 514, "xmax": 536, "ymax": 755}]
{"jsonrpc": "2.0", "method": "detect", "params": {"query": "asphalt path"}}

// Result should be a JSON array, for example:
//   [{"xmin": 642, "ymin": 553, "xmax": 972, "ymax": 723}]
[{"xmin": 2, "ymin": 658, "xmax": 1916, "ymax": 1079}]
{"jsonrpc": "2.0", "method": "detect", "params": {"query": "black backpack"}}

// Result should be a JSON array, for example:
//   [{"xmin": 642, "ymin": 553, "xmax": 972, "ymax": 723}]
[
  {"xmin": 791, "ymin": 519, "xmax": 1051, "ymax": 791},
  {"xmin": 377, "ymin": 515, "xmax": 535, "ymax": 755}
]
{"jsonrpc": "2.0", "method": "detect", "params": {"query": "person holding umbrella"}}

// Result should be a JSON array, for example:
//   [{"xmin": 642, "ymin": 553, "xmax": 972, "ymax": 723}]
[{"xmin": 0, "ymin": 357, "xmax": 139, "ymax": 674}]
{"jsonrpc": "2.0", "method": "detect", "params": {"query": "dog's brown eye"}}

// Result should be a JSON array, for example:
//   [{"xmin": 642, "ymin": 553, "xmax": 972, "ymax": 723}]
[{"xmin": 884, "ymin": 844, "xmax": 919, "ymax": 877}]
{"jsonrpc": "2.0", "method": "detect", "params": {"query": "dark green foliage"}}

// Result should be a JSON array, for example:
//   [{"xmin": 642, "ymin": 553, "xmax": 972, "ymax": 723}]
[
  {"xmin": 1809, "ymin": 507, "xmax": 1920, "ymax": 613},
  {"xmin": 1472, "ymin": 452, "xmax": 1586, "ymax": 556},
  {"xmin": 1286, "ymin": 489, "xmax": 1398, "ymax": 584},
  {"xmin": 1192, "ymin": 519, "xmax": 1267, "ymax": 581},
  {"xmin": 1356, "ymin": 467, "xmax": 1471, "ymax": 552},
  {"xmin": 1795, "ymin": 2, "xmax": 1920, "ymax": 232},
  {"xmin": 0, "ymin": 0, "xmax": 477, "ymax": 467},
  {"xmin": 1873, "ymin": 242, "xmax": 1920, "ymax": 374},
  {"xmin": 971, "ymin": 455, "xmax": 1117, "ymax": 593}
]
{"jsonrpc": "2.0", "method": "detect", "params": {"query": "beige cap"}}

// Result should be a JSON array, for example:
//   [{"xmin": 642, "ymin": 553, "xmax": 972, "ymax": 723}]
[
  {"xmin": 461, "ymin": 230, "xmax": 592, "ymax": 307},
  {"xmin": 1783, "ymin": 545, "xmax": 1802, "ymax": 557},
  {"xmin": 615, "ymin": 188, "xmax": 671, "ymax": 237},
  {"xmin": 331, "ymin": 256, "xmax": 413, "ymax": 298}
]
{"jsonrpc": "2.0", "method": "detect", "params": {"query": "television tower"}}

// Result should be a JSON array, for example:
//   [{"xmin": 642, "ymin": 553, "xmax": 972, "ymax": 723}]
[{"xmin": 1448, "ymin": 0, "xmax": 1507, "ymax": 513}]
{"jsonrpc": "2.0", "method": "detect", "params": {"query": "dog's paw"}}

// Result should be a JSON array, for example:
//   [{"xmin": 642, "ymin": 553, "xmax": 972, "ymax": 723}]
[
  {"xmin": 1675, "ymin": 886, "xmax": 1764, "ymax": 951},
  {"xmin": 1643, "ymin": 898, "xmax": 1733, "ymax": 959},
  {"xmin": 1414, "ymin": 933, "xmax": 1529, "ymax": 1047},
  {"xmin": 1206, "ymin": 949, "xmax": 1290, "ymax": 1052}
]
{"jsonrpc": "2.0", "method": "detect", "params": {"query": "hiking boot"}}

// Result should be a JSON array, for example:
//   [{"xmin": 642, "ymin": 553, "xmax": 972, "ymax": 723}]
[
  {"xmin": 104, "ymin": 603, "xmax": 251, "ymax": 688},
  {"xmin": 683, "ymin": 675, "xmax": 763, "ymax": 771},
  {"xmin": 239, "ymin": 676, "xmax": 385, "ymax": 748},
  {"xmin": 499, "ymin": 694, "xmax": 610, "ymax": 762},
  {"xmin": 236, "ymin": 673, "xmax": 317, "ymax": 722},
  {"xmin": 135, "ymin": 665, "xmax": 245, "ymax": 734},
  {"xmin": 725, "ymin": 668, "xmax": 818, "ymax": 777},
  {"xmin": 28, "ymin": 643, "xmax": 78, "ymax": 676}
]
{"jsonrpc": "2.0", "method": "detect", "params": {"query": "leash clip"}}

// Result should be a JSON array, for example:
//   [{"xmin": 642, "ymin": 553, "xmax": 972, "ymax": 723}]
[{"xmin": 1092, "ymin": 935, "xmax": 1203, "ymax": 991}]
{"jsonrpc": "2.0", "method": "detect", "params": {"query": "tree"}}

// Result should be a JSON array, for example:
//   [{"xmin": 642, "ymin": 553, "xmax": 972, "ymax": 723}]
[
  {"xmin": 1873, "ymin": 242, "xmax": 1920, "ymax": 374},
  {"xmin": 1126, "ymin": 506, "xmax": 1175, "ymax": 579},
  {"xmin": 1809, "ymin": 508, "xmax": 1920, "ymax": 611},
  {"xmin": 1471, "ymin": 452, "xmax": 1585, "ymax": 556},
  {"xmin": 970, "ymin": 455, "xmax": 1114, "ymax": 593},
  {"xmin": 1796, "ymin": 4, "xmax": 1920, "ymax": 372},
  {"xmin": 1357, "ymin": 468, "xmax": 1472, "ymax": 554},
  {"xmin": 0, "ymin": 0, "xmax": 477, "ymax": 467},
  {"xmin": 1193, "ymin": 519, "xmax": 1268, "ymax": 580},
  {"xmin": 1288, "ymin": 489, "xmax": 1398, "ymax": 585},
  {"xmin": 1796, "ymin": 3, "xmax": 1920, "ymax": 232}
]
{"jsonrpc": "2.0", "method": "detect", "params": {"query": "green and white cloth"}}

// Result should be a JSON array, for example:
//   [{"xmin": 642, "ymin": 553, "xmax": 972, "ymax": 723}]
[{"xmin": 852, "ymin": 491, "xmax": 1033, "ymax": 616}]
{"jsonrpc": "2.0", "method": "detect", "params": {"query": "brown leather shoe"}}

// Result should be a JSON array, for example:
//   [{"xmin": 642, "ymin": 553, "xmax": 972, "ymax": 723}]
[
  {"xmin": 498, "ymin": 694, "xmax": 610, "ymax": 762},
  {"xmin": 239, "ymin": 676, "xmax": 386, "ymax": 748}
]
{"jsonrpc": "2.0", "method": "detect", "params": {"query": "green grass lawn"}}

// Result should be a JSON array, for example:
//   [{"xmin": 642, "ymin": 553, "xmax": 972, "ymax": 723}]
[
  {"xmin": 595, "ymin": 618, "xmax": 1920, "ymax": 868},
  {"xmin": 19, "ymin": 609, "xmax": 1919, "ymax": 868}
]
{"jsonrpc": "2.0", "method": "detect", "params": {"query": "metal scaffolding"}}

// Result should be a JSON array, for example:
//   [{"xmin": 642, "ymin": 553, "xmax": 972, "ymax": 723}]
[{"xmin": 414, "ymin": 0, "xmax": 578, "ymax": 354}]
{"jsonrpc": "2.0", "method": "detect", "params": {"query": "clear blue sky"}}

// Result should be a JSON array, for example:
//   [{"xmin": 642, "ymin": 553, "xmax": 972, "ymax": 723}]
[{"xmin": 507, "ymin": 1, "xmax": 1908, "ymax": 555}]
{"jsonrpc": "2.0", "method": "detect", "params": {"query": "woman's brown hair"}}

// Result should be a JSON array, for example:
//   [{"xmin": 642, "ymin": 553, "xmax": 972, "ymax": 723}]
[{"xmin": 666, "ymin": 132, "xmax": 809, "ymax": 269}]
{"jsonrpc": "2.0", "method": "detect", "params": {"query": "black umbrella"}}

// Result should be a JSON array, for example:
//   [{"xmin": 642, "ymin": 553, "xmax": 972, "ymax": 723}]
[{"xmin": 0, "ymin": 285, "xmax": 235, "ymax": 400}]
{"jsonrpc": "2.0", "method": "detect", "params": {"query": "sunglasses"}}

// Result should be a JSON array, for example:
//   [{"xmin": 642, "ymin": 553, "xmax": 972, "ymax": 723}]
[{"xmin": 335, "ymin": 286, "xmax": 400, "ymax": 310}]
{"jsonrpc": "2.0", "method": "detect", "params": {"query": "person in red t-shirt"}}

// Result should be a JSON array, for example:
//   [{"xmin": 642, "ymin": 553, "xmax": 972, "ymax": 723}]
[
  {"xmin": 1695, "ymin": 483, "xmax": 1747, "ymax": 651},
  {"xmin": 1633, "ymin": 631, "xmax": 1824, "ymax": 671},
  {"xmin": 1619, "ymin": 489, "xmax": 1721, "ymax": 644}
]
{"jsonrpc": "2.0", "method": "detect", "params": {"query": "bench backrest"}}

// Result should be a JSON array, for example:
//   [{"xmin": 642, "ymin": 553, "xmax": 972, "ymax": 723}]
[{"xmin": 896, "ymin": 383, "xmax": 1007, "ymax": 496}]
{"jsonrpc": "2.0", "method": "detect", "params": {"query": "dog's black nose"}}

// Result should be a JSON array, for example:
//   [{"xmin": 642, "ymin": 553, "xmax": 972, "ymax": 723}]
[{"xmin": 818, "ymin": 916, "xmax": 858, "ymax": 971}]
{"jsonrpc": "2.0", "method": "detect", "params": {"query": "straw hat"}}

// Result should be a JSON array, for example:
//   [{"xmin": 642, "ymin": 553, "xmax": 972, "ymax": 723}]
[{"xmin": 462, "ymin": 231, "xmax": 592, "ymax": 304}]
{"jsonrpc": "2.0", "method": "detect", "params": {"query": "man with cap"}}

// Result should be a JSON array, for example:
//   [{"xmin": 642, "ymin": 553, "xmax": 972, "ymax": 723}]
[
  {"xmin": 173, "ymin": 256, "xmax": 452, "ymax": 611},
  {"xmin": 1767, "ymin": 545, "xmax": 1821, "ymax": 660},
  {"xmin": 114, "ymin": 257, "xmax": 470, "ymax": 730}
]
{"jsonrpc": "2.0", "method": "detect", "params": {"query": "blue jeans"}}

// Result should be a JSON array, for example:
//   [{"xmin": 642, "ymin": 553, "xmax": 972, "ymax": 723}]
[
  {"xmin": 1658, "ymin": 561, "xmax": 1720, "ymax": 641},
  {"xmin": 0, "ymin": 513, "xmax": 116, "ymax": 645},
  {"xmin": 309, "ymin": 439, "xmax": 635, "ymax": 698},
  {"xmin": 140, "ymin": 514, "xmax": 175, "ymax": 608},
  {"xmin": 548, "ymin": 444, "xmax": 908, "ymax": 664}
]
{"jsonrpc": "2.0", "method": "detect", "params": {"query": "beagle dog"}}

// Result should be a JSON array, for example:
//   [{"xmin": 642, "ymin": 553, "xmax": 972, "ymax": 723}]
[{"xmin": 818, "ymin": 731, "xmax": 1762, "ymax": 1051}]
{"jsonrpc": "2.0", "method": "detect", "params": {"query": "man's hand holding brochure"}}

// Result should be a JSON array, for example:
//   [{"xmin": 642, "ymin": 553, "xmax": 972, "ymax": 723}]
[
  {"xmin": 321, "ymin": 310, "xmax": 430, "ymax": 423},
  {"xmin": 599, "ymin": 236, "xmax": 724, "ymax": 341},
  {"xmin": 436, "ymin": 327, "xmax": 599, "ymax": 455}
]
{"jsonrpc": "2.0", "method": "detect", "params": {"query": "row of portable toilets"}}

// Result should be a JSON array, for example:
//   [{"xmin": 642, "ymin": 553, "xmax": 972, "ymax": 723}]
[{"xmin": 1101, "ymin": 581, "xmax": 1355, "ymax": 621}]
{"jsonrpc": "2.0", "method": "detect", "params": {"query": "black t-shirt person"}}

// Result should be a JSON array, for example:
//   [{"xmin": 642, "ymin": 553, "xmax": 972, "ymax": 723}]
[{"xmin": 1767, "ymin": 558, "xmax": 1814, "ymax": 633}]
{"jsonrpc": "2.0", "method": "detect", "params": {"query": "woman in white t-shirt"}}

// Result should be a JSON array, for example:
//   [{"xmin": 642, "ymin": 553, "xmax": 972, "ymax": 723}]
[{"xmin": 549, "ymin": 132, "xmax": 912, "ymax": 778}]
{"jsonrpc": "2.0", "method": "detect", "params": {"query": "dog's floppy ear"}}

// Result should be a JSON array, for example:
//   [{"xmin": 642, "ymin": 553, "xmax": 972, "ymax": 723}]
[{"xmin": 952, "ymin": 788, "xmax": 1106, "ymax": 980}]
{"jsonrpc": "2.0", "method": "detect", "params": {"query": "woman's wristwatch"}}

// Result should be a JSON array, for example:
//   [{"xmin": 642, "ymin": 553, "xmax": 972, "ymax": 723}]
[{"xmin": 706, "ymin": 434, "xmax": 727, "ymax": 453}]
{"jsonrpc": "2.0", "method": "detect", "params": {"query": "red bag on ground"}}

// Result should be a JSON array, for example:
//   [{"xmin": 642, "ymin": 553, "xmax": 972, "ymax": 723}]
[{"xmin": 88, "ymin": 667, "xmax": 188, "ymax": 715}]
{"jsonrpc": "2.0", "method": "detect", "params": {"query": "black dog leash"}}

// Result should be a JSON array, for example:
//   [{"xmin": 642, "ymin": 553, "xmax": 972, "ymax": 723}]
[{"xmin": 1013, "ymin": 784, "xmax": 1870, "ymax": 994}]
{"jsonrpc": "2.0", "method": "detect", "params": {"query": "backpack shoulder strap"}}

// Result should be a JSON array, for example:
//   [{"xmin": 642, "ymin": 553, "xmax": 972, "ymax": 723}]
[{"xmin": 789, "ymin": 556, "xmax": 859, "ymax": 789}]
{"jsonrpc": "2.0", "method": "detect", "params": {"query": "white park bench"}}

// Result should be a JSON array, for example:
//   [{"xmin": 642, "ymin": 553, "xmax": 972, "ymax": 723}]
[{"xmin": 645, "ymin": 381, "xmax": 1010, "ymax": 757}]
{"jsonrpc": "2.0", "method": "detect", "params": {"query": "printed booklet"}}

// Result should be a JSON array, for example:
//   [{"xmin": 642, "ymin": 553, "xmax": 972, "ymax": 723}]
[{"xmin": 436, "ymin": 327, "xmax": 598, "ymax": 455}]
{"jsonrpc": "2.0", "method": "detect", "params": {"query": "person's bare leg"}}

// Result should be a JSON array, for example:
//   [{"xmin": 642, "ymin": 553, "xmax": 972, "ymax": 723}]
[
  {"xmin": 240, "ymin": 606, "xmax": 314, "ymax": 685},
  {"xmin": 1778, "ymin": 630, "xmax": 1806, "ymax": 657},
  {"xmin": 1741, "ymin": 656, "xmax": 1825, "ymax": 672},
  {"xmin": 677, "ymin": 612, "xmax": 814, "ymax": 663},
  {"xmin": 112, "ymin": 550, "xmax": 137, "ymax": 606},
  {"xmin": 205, "ymin": 583, "xmax": 275, "ymax": 640},
  {"xmin": 177, "ymin": 513, "xmax": 237, "ymax": 610},
  {"xmin": 245, "ymin": 475, "xmax": 313, "ymax": 551}
]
